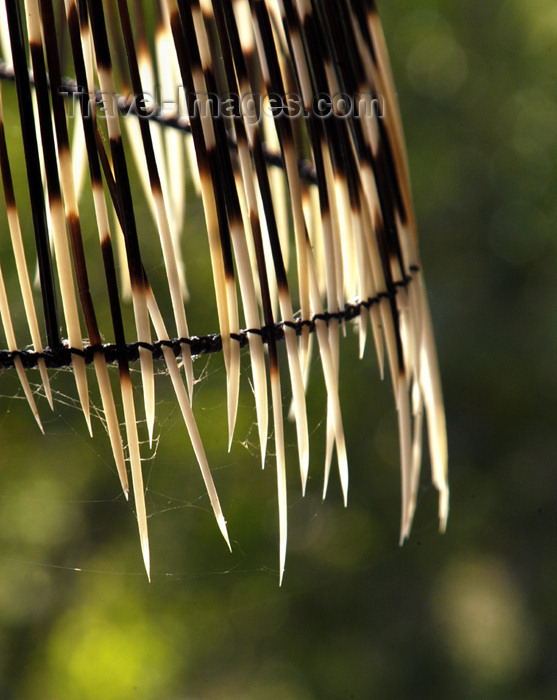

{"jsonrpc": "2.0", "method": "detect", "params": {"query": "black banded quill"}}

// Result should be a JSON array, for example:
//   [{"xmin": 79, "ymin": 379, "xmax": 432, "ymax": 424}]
[{"xmin": 0, "ymin": 0, "xmax": 448, "ymax": 583}]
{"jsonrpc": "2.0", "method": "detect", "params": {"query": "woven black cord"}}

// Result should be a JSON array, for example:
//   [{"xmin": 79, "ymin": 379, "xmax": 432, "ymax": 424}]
[
  {"xmin": 0, "ymin": 276, "xmax": 416, "ymax": 370},
  {"xmin": 0, "ymin": 61, "xmax": 418, "ymax": 372}
]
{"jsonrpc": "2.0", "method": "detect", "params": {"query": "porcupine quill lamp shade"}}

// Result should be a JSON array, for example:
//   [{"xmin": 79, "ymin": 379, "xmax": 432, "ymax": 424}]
[{"xmin": 0, "ymin": 0, "xmax": 448, "ymax": 583}]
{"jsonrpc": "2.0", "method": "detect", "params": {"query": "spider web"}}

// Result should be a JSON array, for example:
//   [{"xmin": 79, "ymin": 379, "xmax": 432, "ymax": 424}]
[{"xmin": 0, "ymin": 350, "xmax": 345, "ymax": 582}]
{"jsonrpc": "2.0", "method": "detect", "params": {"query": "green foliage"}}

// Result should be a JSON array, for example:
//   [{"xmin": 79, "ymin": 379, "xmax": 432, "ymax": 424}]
[{"xmin": 1, "ymin": 1, "xmax": 556, "ymax": 697}]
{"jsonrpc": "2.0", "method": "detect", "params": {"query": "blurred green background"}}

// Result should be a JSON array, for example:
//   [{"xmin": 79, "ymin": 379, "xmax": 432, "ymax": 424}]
[{"xmin": 1, "ymin": 0, "xmax": 556, "ymax": 697}]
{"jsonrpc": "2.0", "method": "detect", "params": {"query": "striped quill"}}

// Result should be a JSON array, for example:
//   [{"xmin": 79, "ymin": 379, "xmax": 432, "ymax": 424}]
[{"xmin": 0, "ymin": 0, "xmax": 448, "ymax": 581}]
